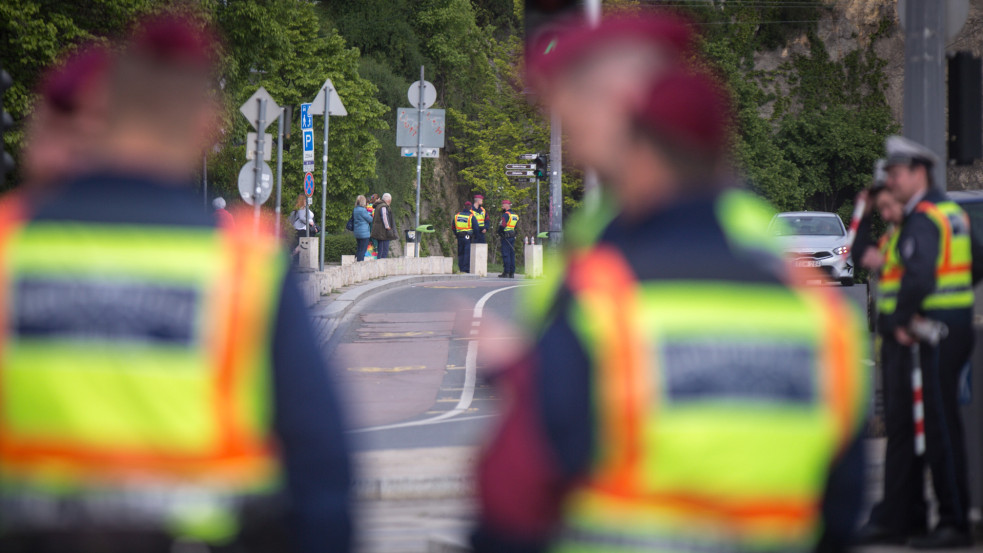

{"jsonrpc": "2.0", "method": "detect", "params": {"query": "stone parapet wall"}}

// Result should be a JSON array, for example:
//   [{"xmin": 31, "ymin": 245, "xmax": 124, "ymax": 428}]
[{"xmin": 298, "ymin": 256, "xmax": 454, "ymax": 307}]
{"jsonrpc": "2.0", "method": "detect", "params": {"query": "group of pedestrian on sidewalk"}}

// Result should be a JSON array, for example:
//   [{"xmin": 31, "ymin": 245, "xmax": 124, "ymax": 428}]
[
  {"xmin": 350, "ymin": 192, "xmax": 397, "ymax": 261},
  {"xmin": 454, "ymin": 195, "xmax": 519, "ymax": 277}
]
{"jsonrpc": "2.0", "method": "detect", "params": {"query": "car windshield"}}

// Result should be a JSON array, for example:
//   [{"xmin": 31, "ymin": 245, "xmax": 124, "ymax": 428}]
[{"xmin": 773, "ymin": 216, "xmax": 844, "ymax": 237}]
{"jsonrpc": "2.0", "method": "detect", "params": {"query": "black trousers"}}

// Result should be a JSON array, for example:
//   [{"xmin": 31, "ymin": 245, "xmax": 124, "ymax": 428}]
[
  {"xmin": 869, "ymin": 313, "xmax": 973, "ymax": 533},
  {"xmin": 457, "ymin": 233, "xmax": 471, "ymax": 272},
  {"xmin": 500, "ymin": 233, "xmax": 515, "ymax": 274}
]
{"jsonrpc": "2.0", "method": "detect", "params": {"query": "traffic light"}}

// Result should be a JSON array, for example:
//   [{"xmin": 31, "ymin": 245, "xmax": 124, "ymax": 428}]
[
  {"xmin": 534, "ymin": 154, "xmax": 548, "ymax": 179},
  {"xmin": 0, "ymin": 64, "xmax": 13, "ymax": 187},
  {"xmin": 948, "ymin": 52, "xmax": 982, "ymax": 165},
  {"xmin": 525, "ymin": 0, "xmax": 581, "ymax": 55}
]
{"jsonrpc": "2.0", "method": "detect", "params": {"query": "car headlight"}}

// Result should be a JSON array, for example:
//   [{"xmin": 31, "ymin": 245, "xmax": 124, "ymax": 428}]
[{"xmin": 833, "ymin": 245, "xmax": 849, "ymax": 255}]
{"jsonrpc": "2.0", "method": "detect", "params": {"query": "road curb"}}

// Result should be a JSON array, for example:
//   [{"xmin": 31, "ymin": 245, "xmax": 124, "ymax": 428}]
[
  {"xmin": 313, "ymin": 274, "xmax": 486, "ymax": 321},
  {"xmin": 351, "ymin": 446, "xmax": 477, "ymax": 501},
  {"xmin": 352, "ymin": 473, "xmax": 474, "ymax": 501},
  {"xmin": 311, "ymin": 274, "xmax": 489, "ymax": 345}
]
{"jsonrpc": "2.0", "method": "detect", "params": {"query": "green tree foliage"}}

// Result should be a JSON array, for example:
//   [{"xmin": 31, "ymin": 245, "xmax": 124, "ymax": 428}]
[
  {"xmin": 684, "ymin": 0, "xmax": 896, "ymax": 217},
  {"xmin": 2, "ymin": 0, "xmax": 899, "ymax": 240},
  {"xmin": 212, "ymin": 0, "xmax": 387, "ymax": 230},
  {"xmin": 0, "ymin": 0, "xmax": 386, "ymax": 231}
]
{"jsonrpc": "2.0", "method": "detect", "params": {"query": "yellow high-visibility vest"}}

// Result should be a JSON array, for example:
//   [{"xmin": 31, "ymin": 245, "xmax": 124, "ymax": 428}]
[
  {"xmin": 0, "ymin": 198, "xmax": 285, "ymax": 544},
  {"xmin": 553, "ymin": 245, "xmax": 868, "ymax": 553}
]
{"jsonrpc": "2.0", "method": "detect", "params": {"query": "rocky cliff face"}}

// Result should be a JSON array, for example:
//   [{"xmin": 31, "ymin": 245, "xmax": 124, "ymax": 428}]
[{"xmin": 755, "ymin": 0, "xmax": 983, "ymax": 190}]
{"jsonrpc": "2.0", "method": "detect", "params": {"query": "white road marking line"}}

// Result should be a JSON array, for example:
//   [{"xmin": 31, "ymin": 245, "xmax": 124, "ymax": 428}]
[
  {"xmin": 472, "ymin": 321, "xmax": 481, "ymax": 326},
  {"xmin": 349, "ymin": 284, "xmax": 526, "ymax": 434}
]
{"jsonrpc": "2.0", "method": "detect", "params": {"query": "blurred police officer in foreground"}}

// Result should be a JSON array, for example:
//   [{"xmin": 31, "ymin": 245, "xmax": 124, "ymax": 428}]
[
  {"xmin": 455, "ymin": 200, "xmax": 476, "ymax": 273},
  {"xmin": 518, "ymin": 14, "xmax": 696, "ymax": 331},
  {"xmin": 497, "ymin": 199, "xmax": 519, "ymax": 278},
  {"xmin": 0, "ymin": 15, "xmax": 351, "ymax": 553},
  {"xmin": 472, "ymin": 13, "xmax": 869, "ymax": 553},
  {"xmin": 856, "ymin": 136, "xmax": 982, "ymax": 548}
]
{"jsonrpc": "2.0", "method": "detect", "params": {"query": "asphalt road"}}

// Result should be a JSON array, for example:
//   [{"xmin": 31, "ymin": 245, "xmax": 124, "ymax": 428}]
[
  {"xmin": 325, "ymin": 278, "xmax": 526, "ymax": 452},
  {"xmin": 327, "ymin": 278, "xmax": 872, "ymax": 453}
]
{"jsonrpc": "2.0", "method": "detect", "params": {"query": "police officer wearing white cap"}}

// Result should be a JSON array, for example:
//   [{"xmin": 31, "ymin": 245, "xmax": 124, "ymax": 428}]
[{"xmin": 857, "ymin": 135, "xmax": 982, "ymax": 548}]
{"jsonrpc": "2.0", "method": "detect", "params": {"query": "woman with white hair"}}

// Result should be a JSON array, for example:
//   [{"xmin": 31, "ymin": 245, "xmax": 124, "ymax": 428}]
[
  {"xmin": 370, "ymin": 192, "xmax": 398, "ymax": 258},
  {"xmin": 212, "ymin": 196, "xmax": 234, "ymax": 229}
]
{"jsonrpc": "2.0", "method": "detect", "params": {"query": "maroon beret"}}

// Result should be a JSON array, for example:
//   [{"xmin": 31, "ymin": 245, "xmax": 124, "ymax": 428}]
[
  {"xmin": 634, "ymin": 69, "xmax": 733, "ymax": 157},
  {"xmin": 465, "ymin": 201, "xmax": 473, "ymax": 208},
  {"xmin": 130, "ymin": 14, "xmax": 219, "ymax": 69},
  {"xmin": 526, "ymin": 13, "xmax": 695, "ymax": 90},
  {"xmin": 38, "ymin": 44, "xmax": 111, "ymax": 114}
]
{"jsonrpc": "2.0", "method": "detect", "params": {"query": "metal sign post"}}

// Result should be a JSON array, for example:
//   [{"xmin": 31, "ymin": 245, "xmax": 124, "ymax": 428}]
[
  {"xmin": 321, "ymin": 86, "xmax": 329, "ymax": 270},
  {"xmin": 252, "ymin": 97, "xmax": 267, "ymax": 225},
  {"xmin": 274, "ymin": 107, "xmax": 285, "ymax": 239},
  {"xmin": 310, "ymin": 78, "xmax": 347, "ymax": 272},
  {"xmin": 536, "ymin": 176, "xmax": 540, "ymax": 236},
  {"xmin": 415, "ymin": 66, "xmax": 424, "ymax": 258},
  {"xmin": 238, "ymin": 87, "xmax": 280, "ymax": 221},
  {"xmin": 304, "ymin": 172, "xmax": 315, "ymax": 240}
]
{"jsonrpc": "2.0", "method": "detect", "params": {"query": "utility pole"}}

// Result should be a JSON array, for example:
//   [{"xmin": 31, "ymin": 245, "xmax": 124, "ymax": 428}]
[
  {"xmin": 548, "ymin": 111, "xmax": 563, "ymax": 246},
  {"xmin": 903, "ymin": 0, "xmax": 947, "ymax": 189},
  {"xmin": 274, "ymin": 107, "xmax": 285, "ymax": 239},
  {"xmin": 415, "ymin": 66, "xmax": 424, "ymax": 258},
  {"xmin": 582, "ymin": 0, "xmax": 602, "ymax": 206}
]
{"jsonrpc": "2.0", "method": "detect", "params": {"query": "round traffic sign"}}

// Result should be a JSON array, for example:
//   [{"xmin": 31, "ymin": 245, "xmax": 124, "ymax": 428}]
[
  {"xmin": 407, "ymin": 80, "xmax": 437, "ymax": 109},
  {"xmin": 237, "ymin": 161, "xmax": 274, "ymax": 206},
  {"xmin": 304, "ymin": 172, "xmax": 315, "ymax": 197}
]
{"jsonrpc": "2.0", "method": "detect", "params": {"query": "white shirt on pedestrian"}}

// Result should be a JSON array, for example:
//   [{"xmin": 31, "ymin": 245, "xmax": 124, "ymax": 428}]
[{"xmin": 292, "ymin": 208, "xmax": 314, "ymax": 231}]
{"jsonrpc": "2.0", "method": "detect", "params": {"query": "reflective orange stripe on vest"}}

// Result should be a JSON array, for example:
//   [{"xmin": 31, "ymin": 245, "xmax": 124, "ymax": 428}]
[{"xmin": 916, "ymin": 201, "xmax": 972, "ymax": 275}]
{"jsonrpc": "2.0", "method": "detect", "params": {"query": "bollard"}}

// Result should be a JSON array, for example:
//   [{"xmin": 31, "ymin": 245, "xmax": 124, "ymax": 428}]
[
  {"xmin": 297, "ymin": 237, "xmax": 319, "ymax": 269},
  {"xmin": 470, "ymin": 243, "xmax": 488, "ymax": 276}
]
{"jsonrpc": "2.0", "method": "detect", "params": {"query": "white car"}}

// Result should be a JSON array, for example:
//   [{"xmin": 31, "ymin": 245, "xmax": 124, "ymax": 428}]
[{"xmin": 769, "ymin": 211, "xmax": 854, "ymax": 286}]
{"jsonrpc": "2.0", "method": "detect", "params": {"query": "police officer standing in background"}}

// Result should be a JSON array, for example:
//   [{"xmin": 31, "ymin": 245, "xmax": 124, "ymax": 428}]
[
  {"xmin": 455, "ymin": 200, "xmax": 476, "ymax": 273},
  {"xmin": 497, "ymin": 199, "xmax": 518, "ymax": 278},
  {"xmin": 853, "ymin": 160, "xmax": 931, "ymax": 546},
  {"xmin": 858, "ymin": 135, "xmax": 981, "ymax": 549},
  {"xmin": 0, "ymin": 15, "xmax": 351, "ymax": 553},
  {"xmin": 472, "ymin": 13, "xmax": 869, "ymax": 553},
  {"xmin": 471, "ymin": 194, "xmax": 489, "ymax": 243}
]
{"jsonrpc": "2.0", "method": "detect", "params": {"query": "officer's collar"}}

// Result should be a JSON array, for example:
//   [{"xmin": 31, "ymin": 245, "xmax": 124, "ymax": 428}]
[{"xmin": 903, "ymin": 188, "xmax": 928, "ymax": 216}]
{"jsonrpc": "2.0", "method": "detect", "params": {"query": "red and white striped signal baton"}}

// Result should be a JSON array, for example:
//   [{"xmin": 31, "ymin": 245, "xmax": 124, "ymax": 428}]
[{"xmin": 908, "ymin": 318, "xmax": 949, "ymax": 456}]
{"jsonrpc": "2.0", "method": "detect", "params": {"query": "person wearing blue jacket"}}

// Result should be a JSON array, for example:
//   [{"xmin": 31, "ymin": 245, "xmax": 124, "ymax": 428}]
[{"xmin": 353, "ymin": 195, "xmax": 374, "ymax": 261}]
